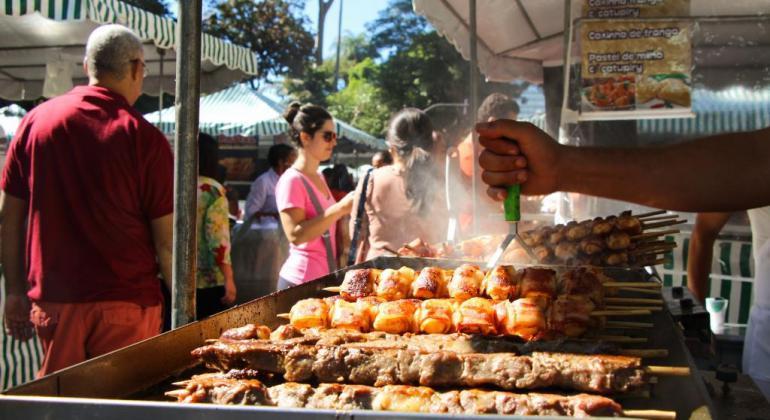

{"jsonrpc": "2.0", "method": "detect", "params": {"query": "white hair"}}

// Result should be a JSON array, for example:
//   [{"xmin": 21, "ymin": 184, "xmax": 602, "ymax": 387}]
[{"xmin": 85, "ymin": 24, "xmax": 144, "ymax": 80}]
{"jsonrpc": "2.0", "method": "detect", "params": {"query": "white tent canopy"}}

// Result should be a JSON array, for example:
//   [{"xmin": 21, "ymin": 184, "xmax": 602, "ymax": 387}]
[
  {"xmin": 413, "ymin": 0, "xmax": 770, "ymax": 84},
  {"xmin": 0, "ymin": 0, "xmax": 259, "ymax": 100}
]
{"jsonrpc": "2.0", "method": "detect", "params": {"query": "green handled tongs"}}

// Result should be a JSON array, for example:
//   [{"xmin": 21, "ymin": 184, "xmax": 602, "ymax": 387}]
[{"xmin": 485, "ymin": 183, "xmax": 538, "ymax": 269}]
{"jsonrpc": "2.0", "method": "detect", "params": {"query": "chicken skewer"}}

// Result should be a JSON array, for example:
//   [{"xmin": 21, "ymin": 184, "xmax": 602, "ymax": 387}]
[
  {"xmin": 281, "ymin": 295, "xmax": 650, "ymax": 340},
  {"xmin": 331, "ymin": 265, "xmax": 660, "ymax": 303},
  {"xmin": 166, "ymin": 374, "xmax": 675, "ymax": 419}
]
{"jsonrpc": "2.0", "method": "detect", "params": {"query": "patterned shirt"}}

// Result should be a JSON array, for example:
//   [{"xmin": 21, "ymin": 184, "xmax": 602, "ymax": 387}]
[{"xmin": 196, "ymin": 176, "xmax": 232, "ymax": 289}]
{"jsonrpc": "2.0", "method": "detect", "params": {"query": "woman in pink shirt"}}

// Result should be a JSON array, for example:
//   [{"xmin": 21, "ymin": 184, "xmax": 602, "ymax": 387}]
[{"xmin": 275, "ymin": 103, "xmax": 354, "ymax": 288}]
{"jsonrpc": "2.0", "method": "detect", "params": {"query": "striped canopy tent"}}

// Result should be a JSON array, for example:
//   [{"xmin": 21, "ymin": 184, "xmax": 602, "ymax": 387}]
[
  {"xmin": 519, "ymin": 86, "xmax": 770, "ymax": 136},
  {"xmin": 144, "ymin": 82, "xmax": 386, "ymax": 151},
  {"xmin": 0, "ymin": 0, "xmax": 258, "ymax": 100},
  {"xmin": 638, "ymin": 86, "xmax": 770, "ymax": 137}
]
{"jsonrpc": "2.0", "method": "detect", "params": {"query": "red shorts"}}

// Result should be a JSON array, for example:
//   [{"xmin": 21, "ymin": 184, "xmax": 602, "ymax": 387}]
[{"xmin": 30, "ymin": 301, "xmax": 162, "ymax": 377}]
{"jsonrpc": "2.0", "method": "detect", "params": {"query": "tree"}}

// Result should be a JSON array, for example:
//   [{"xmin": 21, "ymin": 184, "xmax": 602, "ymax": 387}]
[
  {"xmin": 315, "ymin": 0, "xmax": 334, "ymax": 63},
  {"xmin": 368, "ymin": 0, "xmax": 528, "ymax": 140},
  {"xmin": 204, "ymin": 0, "xmax": 315, "ymax": 81},
  {"xmin": 327, "ymin": 58, "xmax": 390, "ymax": 136},
  {"xmin": 283, "ymin": 65, "xmax": 336, "ymax": 106},
  {"xmin": 366, "ymin": 0, "xmax": 430, "ymax": 53}
]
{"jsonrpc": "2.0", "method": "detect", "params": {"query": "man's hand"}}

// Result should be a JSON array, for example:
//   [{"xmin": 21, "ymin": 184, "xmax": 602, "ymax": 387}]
[
  {"xmin": 476, "ymin": 120, "xmax": 564, "ymax": 200},
  {"xmin": 4, "ymin": 293, "xmax": 33, "ymax": 340}
]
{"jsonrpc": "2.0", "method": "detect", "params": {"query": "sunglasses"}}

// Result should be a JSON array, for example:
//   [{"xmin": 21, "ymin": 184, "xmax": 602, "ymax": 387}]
[
  {"xmin": 130, "ymin": 58, "xmax": 148, "ymax": 78},
  {"xmin": 319, "ymin": 131, "xmax": 337, "ymax": 143}
]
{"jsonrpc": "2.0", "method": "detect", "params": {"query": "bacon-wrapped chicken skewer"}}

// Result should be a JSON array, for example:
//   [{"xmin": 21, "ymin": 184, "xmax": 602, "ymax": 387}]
[
  {"xmin": 284, "ymin": 295, "xmax": 649, "ymax": 340},
  {"xmin": 332, "ymin": 266, "xmax": 659, "ymax": 304}
]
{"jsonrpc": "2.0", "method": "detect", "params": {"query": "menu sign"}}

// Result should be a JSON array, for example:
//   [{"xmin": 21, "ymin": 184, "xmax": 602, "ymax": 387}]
[
  {"xmin": 580, "ymin": 19, "xmax": 692, "ymax": 118},
  {"xmin": 583, "ymin": 0, "xmax": 690, "ymax": 19}
]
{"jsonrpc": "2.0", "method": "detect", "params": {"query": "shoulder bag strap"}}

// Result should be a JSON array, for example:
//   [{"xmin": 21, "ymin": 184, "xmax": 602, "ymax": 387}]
[
  {"xmin": 298, "ymin": 175, "xmax": 337, "ymax": 273},
  {"xmin": 347, "ymin": 168, "xmax": 373, "ymax": 266}
]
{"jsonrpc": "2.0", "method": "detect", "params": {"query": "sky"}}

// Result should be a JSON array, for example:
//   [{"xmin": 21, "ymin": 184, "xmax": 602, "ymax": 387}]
[
  {"xmin": 170, "ymin": 1, "xmax": 392, "ymax": 59},
  {"xmin": 304, "ymin": 0, "xmax": 391, "ymax": 59}
]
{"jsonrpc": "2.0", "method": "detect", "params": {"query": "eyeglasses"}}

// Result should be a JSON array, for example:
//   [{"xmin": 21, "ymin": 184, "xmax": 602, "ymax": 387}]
[
  {"xmin": 320, "ymin": 131, "xmax": 337, "ymax": 143},
  {"xmin": 130, "ymin": 58, "xmax": 148, "ymax": 78}
]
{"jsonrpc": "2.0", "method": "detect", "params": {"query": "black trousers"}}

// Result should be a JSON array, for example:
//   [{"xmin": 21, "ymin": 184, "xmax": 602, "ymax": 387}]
[{"xmin": 196, "ymin": 286, "xmax": 226, "ymax": 320}]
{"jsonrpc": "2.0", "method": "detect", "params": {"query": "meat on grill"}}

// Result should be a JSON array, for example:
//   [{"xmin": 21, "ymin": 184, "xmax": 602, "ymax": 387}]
[
  {"xmin": 228, "ymin": 325, "xmax": 625, "ymax": 356},
  {"xmin": 170, "ymin": 373, "xmax": 624, "ymax": 417},
  {"xmin": 191, "ymin": 341, "xmax": 647, "ymax": 394}
]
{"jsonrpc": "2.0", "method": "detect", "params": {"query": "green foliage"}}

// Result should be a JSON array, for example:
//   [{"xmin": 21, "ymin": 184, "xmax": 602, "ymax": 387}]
[
  {"xmin": 366, "ymin": 0, "xmax": 430, "ymax": 52},
  {"xmin": 282, "ymin": 0, "xmax": 529, "ymax": 139},
  {"xmin": 327, "ymin": 59, "xmax": 390, "ymax": 136},
  {"xmin": 204, "ymin": 0, "xmax": 314, "ymax": 81},
  {"xmin": 283, "ymin": 64, "xmax": 336, "ymax": 107}
]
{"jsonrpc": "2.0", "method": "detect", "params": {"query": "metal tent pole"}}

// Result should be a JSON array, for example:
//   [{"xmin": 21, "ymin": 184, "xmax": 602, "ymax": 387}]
[
  {"xmin": 469, "ymin": 0, "xmax": 479, "ymax": 235},
  {"xmin": 171, "ymin": 0, "xmax": 202, "ymax": 328},
  {"xmin": 158, "ymin": 47, "xmax": 165, "ymax": 125}
]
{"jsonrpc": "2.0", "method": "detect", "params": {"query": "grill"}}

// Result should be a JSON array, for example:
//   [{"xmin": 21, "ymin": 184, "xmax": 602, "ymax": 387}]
[{"xmin": 1, "ymin": 257, "xmax": 713, "ymax": 419}]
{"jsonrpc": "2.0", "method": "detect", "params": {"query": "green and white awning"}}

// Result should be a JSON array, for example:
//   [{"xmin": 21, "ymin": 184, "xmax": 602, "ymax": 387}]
[
  {"xmin": 638, "ymin": 87, "xmax": 770, "ymax": 136},
  {"xmin": 144, "ymin": 83, "xmax": 386, "ymax": 150},
  {"xmin": 0, "ymin": 0, "xmax": 258, "ymax": 99}
]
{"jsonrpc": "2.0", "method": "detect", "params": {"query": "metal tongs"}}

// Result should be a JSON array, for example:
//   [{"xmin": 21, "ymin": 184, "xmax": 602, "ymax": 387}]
[{"xmin": 485, "ymin": 183, "xmax": 539, "ymax": 269}]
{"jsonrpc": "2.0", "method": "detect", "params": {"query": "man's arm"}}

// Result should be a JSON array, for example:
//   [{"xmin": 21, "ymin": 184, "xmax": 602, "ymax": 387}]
[
  {"xmin": 687, "ymin": 212, "xmax": 731, "ymax": 302},
  {"xmin": 477, "ymin": 121, "xmax": 770, "ymax": 212},
  {"xmin": 150, "ymin": 214, "xmax": 173, "ymax": 292},
  {"xmin": 1, "ymin": 192, "xmax": 33, "ymax": 340}
]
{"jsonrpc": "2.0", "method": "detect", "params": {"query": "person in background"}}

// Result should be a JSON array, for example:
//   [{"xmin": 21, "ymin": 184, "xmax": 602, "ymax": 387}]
[
  {"xmin": 327, "ymin": 164, "xmax": 355, "ymax": 202},
  {"xmin": 349, "ymin": 108, "xmax": 446, "ymax": 263},
  {"xmin": 196, "ymin": 133, "xmax": 236, "ymax": 319},
  {"xmin": 475, "ymin": 119, "xmax": 770, "ymax": 398},
  {"xmin": 455, "ymin": 93, "xmax": 520, "ymax": 235},
  {"xmin": 245, "ymin": 143, "xmax": 297, "ymax": 226},
  {"xmin": 275, "ymin": 103, "xmax": 354, "ymax": 289},
  {"xmin": 1, "ymin": 25, "xmax": 173, "ymax": 377},
  {"xmin": 687, "ymin": 212, "xmax": 733, "ymax": 302},
  {"xmin": 371, "ymin": 150, "xmax": 393, "ymax": 168},
  {"xmin": 225, "ymin": 186, "xmax": 241, "ymax": 230}
]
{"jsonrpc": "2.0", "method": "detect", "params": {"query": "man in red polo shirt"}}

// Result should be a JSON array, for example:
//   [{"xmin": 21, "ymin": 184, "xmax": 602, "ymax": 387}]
[{"xmin": 0, "ymin": 24, "xmax": 173, "ymax": 377}]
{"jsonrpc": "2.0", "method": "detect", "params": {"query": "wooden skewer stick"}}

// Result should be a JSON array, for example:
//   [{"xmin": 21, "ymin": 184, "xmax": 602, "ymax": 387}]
[
  {"xmin": 619, "ymin": 348, "xmax": 669, "ymax": 358},
  {"xmin": 637, "ymin": 257, "xmax": 671, "ymax": 267},
  {"xmin": 595, "ymin": 335, "xmax": 648, "ymax": 343},
  {"xmin": 278, "ymin": 309, "xmax": 652, "ymax": 320},
  {"xmin": 605, "ymin": 297, "xmax": 662, "ymax": 306},
  {"xmin": 323, "ymin": 286, "xmax": 341, "ymax": 293},
  {"xmin": 618, "ymin": 287, "xmax": 662, "ymax": 296},
  {"xmin": 171, "ymin": 380, "xmax": 192, "ymax": 387},
  {"xmin": 631, "ymin": 229, "xmax": 681, "ymax": 241},
  {"xmin": 605, "ymin": 320, "xmax": 654, "ymax": 328},
  {"xmin": 635, "ymin": 244, "xmax": 676, "ymax": 253},
  {"xmin": 383, "ymin": 245, "xmax": 401, "ymax": 256},
  {"xmin": 634, "ymin": 209, "xmax": 668, "ymax": 218},
  {"xmin": 640, "ymin": 214, "xmax": 679, "ymax": 222},
  {"xmin": 604, "ymin": 282, "xmax": 661, "ymax": 288},
  {"xmin": 642, "ymin": 219, "xmax": 687, "ymax": 230},
  {"xmin": 591, "ymin": 309, "xmax": 652, "ymax": 316},
  {"xmin": 646, "ymin": 365, "xmax": 691, "ymax": 376},
  {"xmin": 605, "ymin": 305, "xmax": 662, "ymax": 312},
  {"xmin": 622, "ymin": 409, "xmax": 677, "ymax": 420},
  {"xmin": 165, "ymin": 390, "xmax": 188, "ymax": 398}
]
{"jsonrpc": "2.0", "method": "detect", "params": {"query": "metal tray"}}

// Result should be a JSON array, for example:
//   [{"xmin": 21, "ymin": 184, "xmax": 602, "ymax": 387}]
[{"xmin": 0, "ymin": 257, "xmax": 713, "ymax": 419}]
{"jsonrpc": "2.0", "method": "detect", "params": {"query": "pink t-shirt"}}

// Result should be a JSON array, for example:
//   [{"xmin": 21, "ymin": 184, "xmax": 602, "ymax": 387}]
[{"xmin": 275, "ymin": 167, "xmax": 338, "ymax": 284}]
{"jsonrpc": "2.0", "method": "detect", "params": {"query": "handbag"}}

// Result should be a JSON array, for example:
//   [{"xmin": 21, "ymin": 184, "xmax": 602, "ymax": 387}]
[
  {"xmin": 347, "ymin": 168, "xmax": 373, "ymax": 266},
  {"xmin": 298, "ymin": 176, "xmax": 337, "ymax": 274}
]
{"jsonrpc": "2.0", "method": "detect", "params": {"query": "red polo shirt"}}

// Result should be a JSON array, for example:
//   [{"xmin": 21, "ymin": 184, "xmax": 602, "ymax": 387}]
[{"xmin": 1, "ymin": 85, "xmax": 173, "ymax": 306}]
